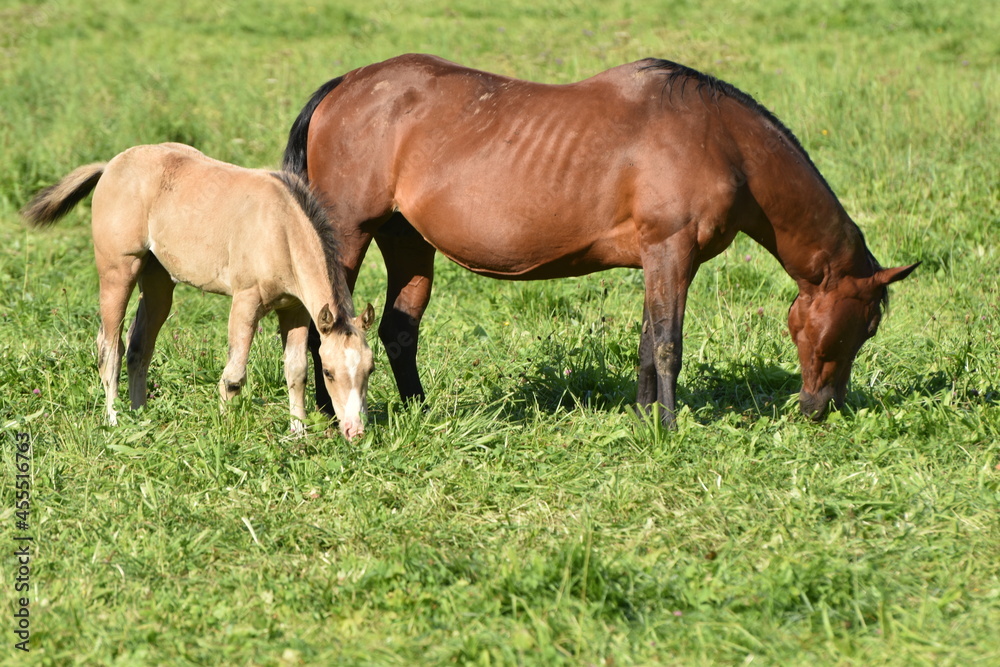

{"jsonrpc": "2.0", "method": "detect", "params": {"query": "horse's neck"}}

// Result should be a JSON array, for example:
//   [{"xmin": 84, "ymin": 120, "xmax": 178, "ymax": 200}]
[
  {"xmin": 737, "ymin": 117, "xmax": 874, "ymax": 290},
  {"xmin": 286, "ymin": 226, "xmax": 337, "ymax": 318}
]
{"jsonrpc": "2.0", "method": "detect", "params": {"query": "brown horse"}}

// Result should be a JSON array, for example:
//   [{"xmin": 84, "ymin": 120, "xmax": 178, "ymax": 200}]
[
  {"xmin": 22, "ymin": 143, "xmax": 375, "ymax": 438},
  {"xmin": 283, "ymin": 54, "xmax": 917, "ymax": 426}
]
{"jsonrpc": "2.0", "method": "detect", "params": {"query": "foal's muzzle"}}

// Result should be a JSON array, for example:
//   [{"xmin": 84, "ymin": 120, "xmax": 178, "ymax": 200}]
[{"xmin": 340, "ymin": 416, "xmax": 365, "ymax": 440}]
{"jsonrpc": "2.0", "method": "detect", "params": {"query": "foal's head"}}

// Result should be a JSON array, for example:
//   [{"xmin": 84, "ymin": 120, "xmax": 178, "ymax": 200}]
[
  {"xmin": 316, "ymin": 303, "xmax": 376, "ymax": 439},
  {"xmin": 788, "ymin": 264, "xmax": 918, "ymax": 420}
]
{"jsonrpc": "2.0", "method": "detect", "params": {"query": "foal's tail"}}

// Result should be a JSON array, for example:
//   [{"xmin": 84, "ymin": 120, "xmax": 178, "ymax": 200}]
[
  {"xmin": 282, "ymin": 76, "xmax": 344, "ymax": 180},
  {"xmin": 20, "ymin": 163, "xmax": 106, "ymax": 227}
]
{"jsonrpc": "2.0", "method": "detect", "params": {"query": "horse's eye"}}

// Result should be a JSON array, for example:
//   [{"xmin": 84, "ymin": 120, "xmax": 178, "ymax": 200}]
[
  {"xmin": 323, "ymin": 369, "xmax": 334, "ymax": 380},
  {"xmin": 867, "ymin": 312, "xmax": 882, "ymax": 337}
]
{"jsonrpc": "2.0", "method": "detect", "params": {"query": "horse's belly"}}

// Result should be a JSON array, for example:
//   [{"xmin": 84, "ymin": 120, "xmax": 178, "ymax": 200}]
[
  {"xmin": 148, "ymin": 239, "xmax": 232, "ymax": 295},
  {"xmin": 407, "ymin": 209, "xmax": 641, "ymax": 279}
]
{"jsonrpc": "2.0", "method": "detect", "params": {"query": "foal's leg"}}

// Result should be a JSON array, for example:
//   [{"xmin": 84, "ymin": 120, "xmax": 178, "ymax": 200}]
[
  {"xmin": 126, "ymin": 257, "xmax": 175, "ymax": 410},
  {"xmin": 96, "ymin": 257, "xmax": 144, "ymax": 425},
  {"xmin": 373, "ymin": 214, "xmax": 436, "ymax": 402},
  {"xmin": 277, "ymin": 306, "xmax": 311, "ymax": 433},
  {"xmin": 639, "ymin": 237, "xmax": 698, "ymax": 428},
  {"xmin": 219, "ymin": 290, "xmax": 265, "ymax": 403}
]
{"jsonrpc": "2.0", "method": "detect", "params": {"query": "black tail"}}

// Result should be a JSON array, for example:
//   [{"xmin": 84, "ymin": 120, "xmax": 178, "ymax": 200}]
[
  {"xmin": 20, "ymin": 162, "xmax": 106, "ymax": 227},
  {"xmin": 282, "ymin": 76, "xmax": 345, "ymax": 180}
]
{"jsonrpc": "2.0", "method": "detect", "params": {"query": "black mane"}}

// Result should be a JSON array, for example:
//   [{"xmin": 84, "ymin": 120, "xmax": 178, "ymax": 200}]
[
  {"xmin": 639, "ymin": 59, "xmax": 889, "ymax": 284},
  {"xmin": 639, "ymin": 58, "xmax": 837, "ymax": 199},
  {"xmin": 270, "ymin": 170, "xmax": 355, "ymax": 323}
]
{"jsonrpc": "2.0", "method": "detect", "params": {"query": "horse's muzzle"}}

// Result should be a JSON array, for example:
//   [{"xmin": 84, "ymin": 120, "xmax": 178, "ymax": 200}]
[
  {"xmin": 340, "ymin": 417, "xmax": 365, "ymax": 440},
  {"xmin": 799, "ymin": 387, "xmax": 839, "ymax": 421}
]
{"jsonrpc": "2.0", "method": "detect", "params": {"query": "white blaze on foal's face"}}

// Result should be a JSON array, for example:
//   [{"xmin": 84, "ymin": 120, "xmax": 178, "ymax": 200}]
[
  {"xmin": 319, "ymin": 330, "xmax": 374, "ymax": 439},
  {"xmin": 342, "ymin": 347, "xmax": 363, "ymax": 416},
  {"xmin": 316, "ymin": 302, "xmax": 377, "ymax": 439}
]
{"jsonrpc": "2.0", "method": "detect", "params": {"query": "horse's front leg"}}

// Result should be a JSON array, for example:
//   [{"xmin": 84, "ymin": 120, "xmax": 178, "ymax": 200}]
[
  {"xmin": 636, "ymin": 304, "xmax": 658, "ymax": 408},
  {"xmin": 277, "ymin": 306, "xmax": 311, "ymax": 433},
  {"xmin": 639, "ymin": 237, "xmax": 697, "ymax": 428},
  {"xmin": 373, "ymin": 214, "xmax": 436, "ymax": 403},
  {"xmin": 219, "ymin": 291, "xmax": 265, "ymax": 405}
]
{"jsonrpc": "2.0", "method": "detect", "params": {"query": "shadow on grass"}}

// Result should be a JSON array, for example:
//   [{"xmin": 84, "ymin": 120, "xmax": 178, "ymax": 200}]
[
  {"xmin": 362, "ymin": 348, "xmax": 999, "ymax": 432},
  {"xmin": 478, "ymin": 339, "xmax": 804, "ymax": 425}
]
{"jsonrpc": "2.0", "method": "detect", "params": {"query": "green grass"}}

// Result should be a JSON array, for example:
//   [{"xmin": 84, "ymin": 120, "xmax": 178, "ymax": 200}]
[{"xmin": 2, "ymin": 0, "xmax": 999, "ymax": 664}]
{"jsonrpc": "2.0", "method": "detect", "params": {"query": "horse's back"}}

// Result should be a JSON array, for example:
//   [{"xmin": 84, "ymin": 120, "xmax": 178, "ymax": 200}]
[
  {"xmin": 99, "ymin": 143, "xmax": 276, "ymax": 218},
  {"xmin": 306, "ymin": 54, "xmax": 743, "ymax": 276},
  {"xmin": 308, "ymin": 56, "xmax": 656, "ymax": 275},
  {"xmin": 92, "ymin": 143, "xmax": 291, "ymax": 293}
]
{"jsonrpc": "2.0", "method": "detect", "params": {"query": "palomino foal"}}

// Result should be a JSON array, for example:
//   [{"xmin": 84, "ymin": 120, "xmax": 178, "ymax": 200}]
[{"xmin": 22, "ymin": 143, "xmax": 374, "ymax": 438}]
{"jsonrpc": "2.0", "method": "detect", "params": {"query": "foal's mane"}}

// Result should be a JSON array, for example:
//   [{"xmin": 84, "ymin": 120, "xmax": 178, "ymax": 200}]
[
  {"xmin": 270, "ymin": 171, "xmax": 355, "ymax": 322},
  {"xmin": 640, "ymin": 59, "xmax": 887, "ymax": 298}
]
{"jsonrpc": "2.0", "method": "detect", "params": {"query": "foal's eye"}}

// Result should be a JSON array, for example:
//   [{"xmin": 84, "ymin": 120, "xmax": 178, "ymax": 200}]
[{"xmin": 323, "ymin": 369, "xmax": 334, "ymax": 380}]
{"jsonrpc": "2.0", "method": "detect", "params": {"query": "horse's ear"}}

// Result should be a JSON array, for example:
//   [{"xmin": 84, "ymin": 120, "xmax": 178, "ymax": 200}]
[
  {"xmin": 876, "ymin": 262, "xmax": 920, "ymax": 286},
  {"xmin": 356, "ymin": 303, "xmax": 375, "ymax": 332},
  {"xmin": 318, "ymin": 304, "xmax": 336, "ymax": 335}
]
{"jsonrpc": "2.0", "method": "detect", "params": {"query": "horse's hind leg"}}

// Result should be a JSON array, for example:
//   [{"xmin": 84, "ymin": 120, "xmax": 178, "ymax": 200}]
[
  {"xmin": 277, "ymin": 306, "xmax": 311, "ymax": 433},
  {"xmin": 373, "ymin": 214, "xmax": 435, "ymax": 402},
  {"xmin": 96, "ymin": 257, "xmax": 144, "ymax": 425},
  {"xmin": 219, "ymin": 290, "xmax": 265, "ymax": 404},
  {"xmin": 126, "ymin": 257, "xmax": 175, "ymax": 410}
]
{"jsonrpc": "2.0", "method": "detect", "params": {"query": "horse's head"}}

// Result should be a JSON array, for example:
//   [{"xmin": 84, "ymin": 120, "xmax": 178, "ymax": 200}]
[
  {"xmin": 316, "ymin": 302, "xmax": 376, "ymax": 439},
  {"xmin": 788, "ymin": 264, "xmax": 918, "ymax": 420}
]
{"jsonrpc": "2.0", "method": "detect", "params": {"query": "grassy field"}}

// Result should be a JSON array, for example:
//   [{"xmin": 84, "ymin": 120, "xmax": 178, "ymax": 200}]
[{"xmin": 2, "ymin": 0, "xmax": 998, "ymax": 664}]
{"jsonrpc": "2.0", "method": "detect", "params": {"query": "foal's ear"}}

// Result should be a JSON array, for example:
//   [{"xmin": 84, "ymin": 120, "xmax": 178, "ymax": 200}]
[
  {"xmin": 875, "ymin": 262, "xmax": 921, "ymax": 286},
  {"xmin": 356, "ymin": 302, "xmax": 376, "ymax": 332},
  {"xmin": 318, "ymin": 304, "xmax": 336, "ymax": 335}
]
